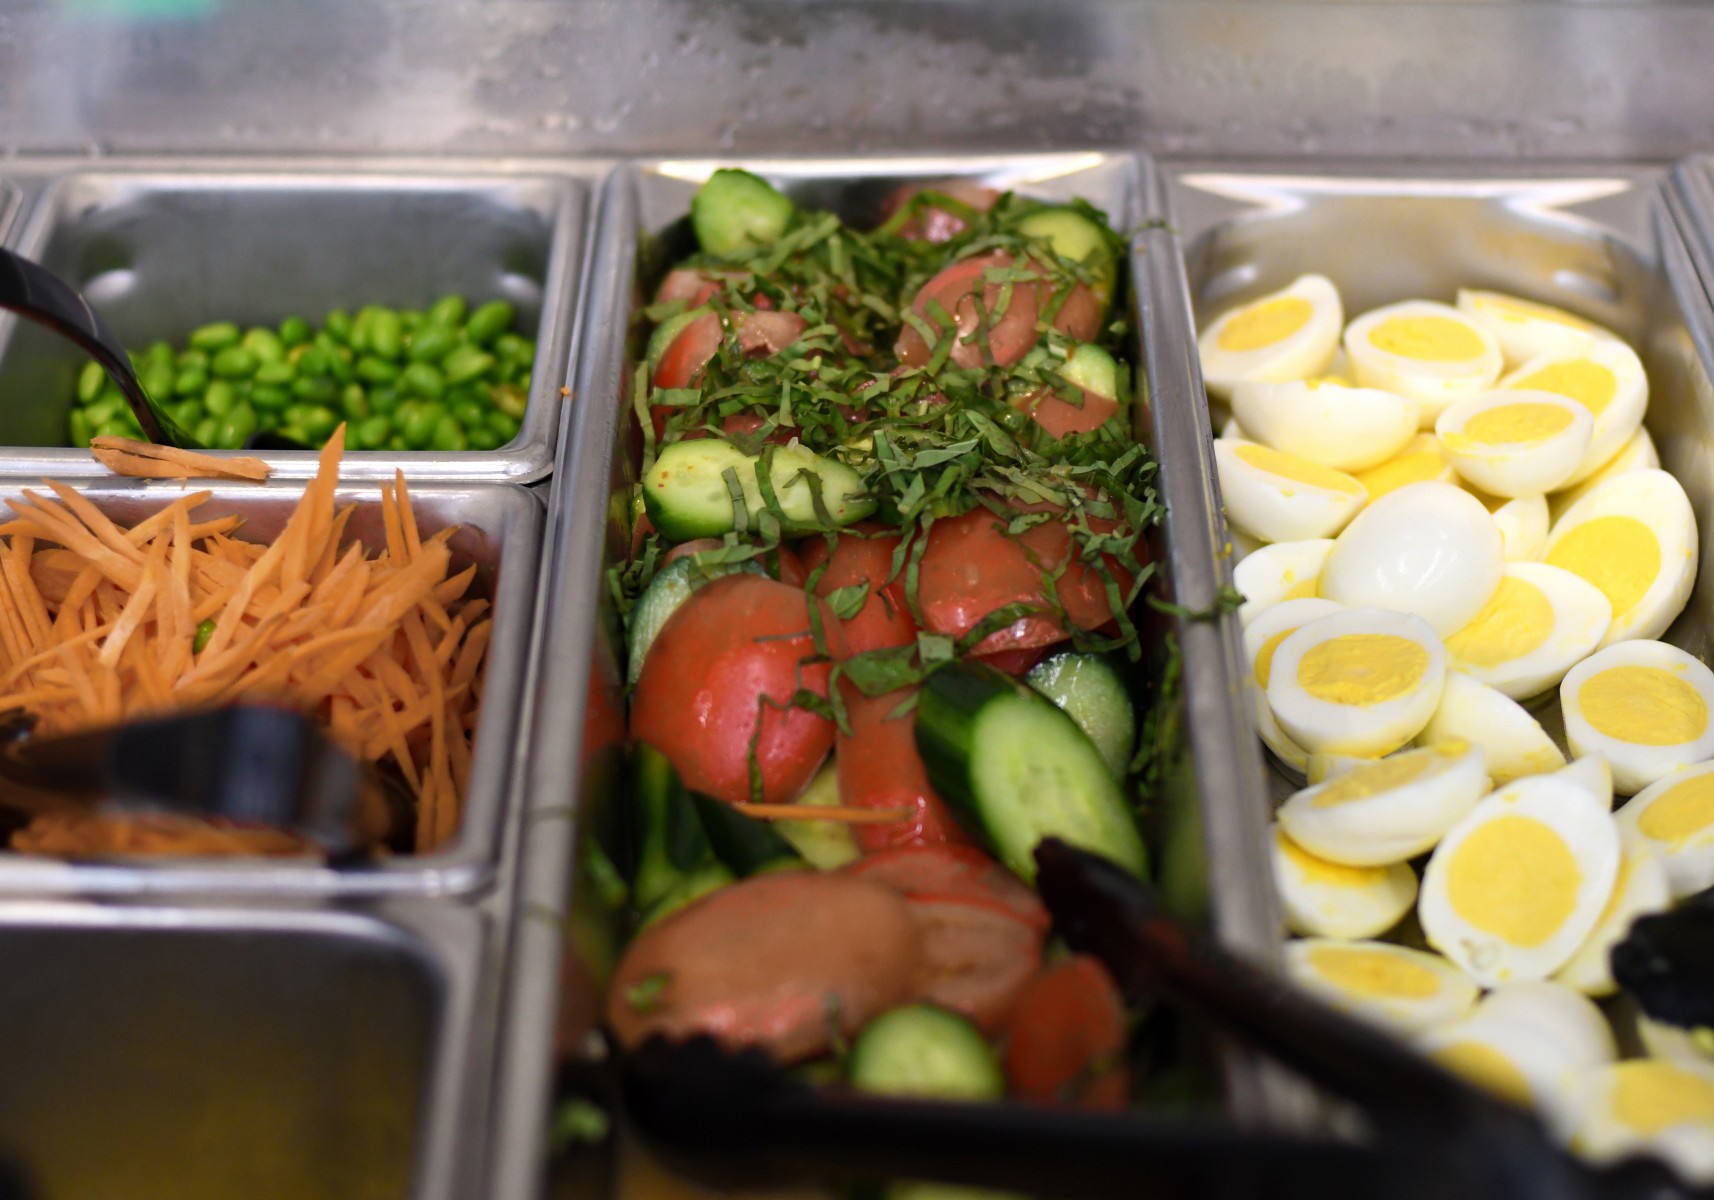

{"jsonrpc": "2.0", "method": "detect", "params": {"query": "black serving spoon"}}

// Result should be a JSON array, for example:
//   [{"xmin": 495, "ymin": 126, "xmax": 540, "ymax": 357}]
[{"xmin": 0, "ymin": 245, "xmax": 306, "ymax": 452}]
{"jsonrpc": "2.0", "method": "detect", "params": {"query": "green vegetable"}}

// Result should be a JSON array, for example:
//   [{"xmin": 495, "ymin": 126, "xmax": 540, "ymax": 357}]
[
  {"xmin": 76, "ymin": 362, "xmax": 107, "ymax": 405},
  {"xmin": 691, "ymin": 169, "xmax": 796, "ymax": 256},
  {"xmin": 192, "ymin": 619, "xmax": 217, "ymax": 654},
  {"xmin": 188, "ymin": 321, "xmax": 241, "ymax": 352}
]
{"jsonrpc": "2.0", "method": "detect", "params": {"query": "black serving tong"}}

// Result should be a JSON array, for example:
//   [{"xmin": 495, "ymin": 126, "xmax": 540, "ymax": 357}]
[
  {"xmin": 0, "ymin": 245, "xmax": 307, "ymax": 452},
  {"xmin": 618, "ymin": 839, "xmax": 1712, "ymax": 1200},
  {"xmin": 0, "ymin": 703, "xmax": 408, "ymax": 858}
]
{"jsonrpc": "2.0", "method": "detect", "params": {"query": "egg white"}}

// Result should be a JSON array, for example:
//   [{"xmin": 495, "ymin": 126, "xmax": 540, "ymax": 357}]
[
  {"xmin": 1420, "ymin": 775, "xmax": 1622, "ymax": 986},
  {"xmin": 1418, "ymin": 672, "xmax": 1565, "ymax": 785},
  {"xmin": 1320, "ymin": 481, "xmax": 1505, "ymax": 638},
  {"xmin": 1442, "ymin": 562, "xmax": 1612, "ymax": 700},
  {"xmin": 1466, "ymin": 489, "xmax": 1549, "ymax": 563},
  {"xmin": 1229, "ymin": 378, "xmax": 1419, "ymax": 472},
  {"xmin": 1616, "ymin": 759, "xmax": 1714, "ymax": 899},
  {"xmin": 1242, "ymin": 598, "xmax": 1346, "ymax": 776},
  {"xmin": 1270, "ymin": 823, "xmax": 1418, "ymax": 940},
  {"xmin": 1542, "ymin": 469, "xmax": 1697, "ymax": 648},
  {"xmin": 1352, "ymin": 432, "xmax": 1458, "ymax": 505},
  {"xmin": 1419, "ymin": 980, "xmax": 1615, "ymax": 1114},
  {"xmin": 1556, "ymin": 754, "xmax": 1615, "ymax": 813},
  {"xmin": 1234, "ymin": 539, "xmax": 1335, "ymax": 626},
  {"xmin": 1455, "ymin": 288, "xmax": 1615, "ymax": 369},
  {"xmin": 1563, "ymin": 1059, "xmax": 1714, "ymax": 1182},
  {"xmin": 1555, "ymin": 838, "xmax": 1672, "ymax": 995},
  {"xmin": 1549, "ymin": 425, "xmax": 1660, "ymax": 525},
  {"xmin": 1215, "ymin": 439, "xmax": 1369, "ymax": 544},
  {"xmin": 1199, "ymin": 274, "xmax": 1344, "ymax": 400},
  {"xmin": 1277, "ymin": 739, "xmax": 1487, "ymax": 866},
  {"xmin": 1344, "ymin": 300, "xmax": 1504, "ymax": 426},
  {"xmin": 1561, "ymin": 640, "xmax": 1714, "ymax": 796},
  {"xmin": 1285, "ymin": 938, "xmax": 1478, "ymax": 1034},
  {"xmin": 1436, "ymin": 389, "xmax": 1593, "ymax": 499},
  {"xmin": 1502, "ymin": 335, "xmax": 1648, "ymax": 489}
]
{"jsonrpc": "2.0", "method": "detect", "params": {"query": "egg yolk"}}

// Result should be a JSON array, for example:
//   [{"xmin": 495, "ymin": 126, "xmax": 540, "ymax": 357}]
[
  {"xmin": 1276, "ymin": 827, "xmax": 1392, "ymax": 887},
  {"xmin": 1297, "ymin": 634, "xmax": 1430, "ymax": 706},
  {"xmin": 1446, "ymin": 576, "xmax": 1554, "ymax": 667},
  {"xmin": 1233, "ymin": 443, "xmax": 1364, "ymax": 495},
  {"xmin": 1254, "ymin": 626, "xmax": 1310, "ymax": 688},
  {"xmin": 1580, "ymin": 665, "xmax": 1708, "ymax": 746},
  {"xmin": 1545, "ymin": 516, "xmax": 1659, "ymax": 619},
  {"xmin": 1610, "ymin": 1061, "xmax": 1714, "ymax": 1134},
  {"xmin": 1446, "ymin": 815, "xmax": 1582, "ymax": 948},
  {"xmin": 1354, "ymin": 436, "xmax": 1449, "ymax": 501},
  {"xmin": 1306, "ymin": 944, "xmax": 1440, "ymax": 998},
  {"xmin": 1369, "ymin": 315, "xmax": 1488, "ymax": 363},
  {"xmin": 1471, "ymin": 294, "xmax": 1593, "ymax": 333},
  {"xmin": 1637, "ymin": 771, "xmax": 1714, "ymax": 846},
  {"xmin": 1311, "ymin": 752, "xmax": 1437, "ymax": 808},
  {"xmin": 1510, "ymin": 359, "xmax": 1618, "ymax": 418},
  {"xmin": 1458, "ymin": 402, "xmax": 1575, "ymax": 447},
  {"xmin": 1217, "ymin": 296, "xmax": 1313, "ymax": 353},
  {"xmin": 1432, "ymin": 1040, "xmax": 1534, "ymax": 1107}
]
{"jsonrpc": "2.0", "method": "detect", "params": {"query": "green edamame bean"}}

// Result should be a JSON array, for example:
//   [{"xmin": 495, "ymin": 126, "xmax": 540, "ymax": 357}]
[
  {"xmin": 492, "ymin": 383, "xmax": 528, "ymax": 419},
  {"xmin": 366, "ymin": 385, "xmax": 399, "ymax": 415},
  {"xmin": 494, "ymin": 332, "xmax": 530, "ymax": 363},
  {"xmin": 391, "ymin": 399, "xmax": 422, "ymax": 432},
  {"xmin": 487, "ymin": 410, "xmax": 521, "ymax": 443},
  {"xmin": 368, "ymin": 309, "xmax": 404, "ymax": 360},
  {"xmin": 174, "ymin": 367, "xmax": 209, "ymax": 398},
  {"xmin": 204, "ymin": 382, "xmax": 238, "ymax": 417},
  {"xmin": 250, "ymin": 384, "xmax": 291, "ymax": 412},
  {"xmin": 95, "ymin": 417, "xmax": 137, "ymax": 442},
  {"xmin": 176, "ymin": 348, "xmax": 210, "ymax": 372},
  {"xmin": 442, "ymin": 347, "xmax": 496, "ymax": 385},
  {"xmin": 254, "ymin": 360, "xmax": 296, "ymax": 387},
  {"xmin": 83, "ymin": 395, "xmax": 123, "ymax": 427},
  {"xmin": 355, "ymin": 356, "xmax": 399, "ymax": 385},
  {"xmin": 406, "ymin": 326, "xmax": 457, "ymax": 364},
  {"xmin": 445, "ymin": 382, "xmax": 485, "ymax": 408},
  {"xmin": 77, "ymin": 362, "xmax": 107, "ymax": 405},
  {"xmin": 354, "ymin": 415, "xmax": 392, "ymax": 450},
  {"xmin": 348, "ymin": 306, "xmax": 379, "ymax": 354},
  {"xmin": 427, "ymin": 294, "xmax": 467, "ymax": 327},
  {"xmin": 402, "ymin": 402, "xmax": 445, "ymax": 449},
  {"xmin": 215, "ymin": 404, "xmax": 258, "ymax": 449},
  {"xmin": 326, "ymin": 347, "xmax": 355, "ymax": 384},
  {"xmin": 430, "ymin": 415, "xmax": 468, "ymax": 452},
  {"xmin": 340, "ymin": 385, "xmax": 370, "ymax": 422},
  {"xmin": 189, "ymin": 321, "xmax": 241, "ymax": 352},
  {"xmin": 280, "ymin": 424, "xmax": 315, "ymax": 447},
  {"xmin": 293, "ymin": 374, "xmax": 340, "ymax": 405},
  {"xmin": 465, "ymin": 300, "xmax": 514, "ymax": 345},
  {"xmin": 324, "ymin": 309, "xmax": 353, "ymax": 343},
  {"xmin": 278, "ymin": 316, "xmax": 312, "ymax": 347},
  {"xmin": 401, "ymin": 310, "xmax": 423, "ymax": 334},
  {"xmin": 192, "ymin": 417, "xmax": 220, "ymax": 447},
  {"xmin": 143, "ymin": 362, "xmax": 176, "ymax": 401},
  {"xmin": 400, "ymin": 362, "xmax": 446, "ymax": 402},
  {"xmin": 171, "ymin": 399, "xmax": 204, "ymax": 428},
  {"xmin": 467, "ymin": 426, "xmax": 502, "ymax": 452},
  {"xmin": 211, "ymin": 346, "xmax": 257, "ymax": 379},
  {"xmin": 193, "ymin": 619, "xmax": 217, "ymax": 655},
  {"xmin": 67, "ymin": 409, "xmax": 93, "ymax": 448},
  {"xmin": 293, "ymin": 346, "xmax": 330, "ymax": 378},
  {"xmin": 300, "ymin": 406, "xmax": 340, "ymax": 442},
  {"xmin": 242, "ymin": 327, "xmax": 285, "ymax": 364},
  {"xmin": 451, "ymin": 398, "xmax": 486, "ymax": 429},
  {"xmin": 386, "ymin": 435, "xmax": 407, "ymax": 452}
]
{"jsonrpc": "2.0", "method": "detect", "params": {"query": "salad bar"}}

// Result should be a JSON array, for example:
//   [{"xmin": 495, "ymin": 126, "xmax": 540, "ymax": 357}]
[{"xmin": 3, "ymin": 137, "xmax": 1714, "ymax": 1199}]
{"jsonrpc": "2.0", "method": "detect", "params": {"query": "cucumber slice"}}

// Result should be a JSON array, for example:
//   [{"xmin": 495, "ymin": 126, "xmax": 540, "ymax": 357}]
[
  {"xmin": 772, "ymin": 763, "xmax": 860, "ymax": 869},
  {"xmin": 1015, "ymin": 205, "xmax": 1117, "ymax": 300},
  {"xmin": 692, "ymin": 169, "xmax": 795, "ymax": 257},
  {"xmin": 642, "ymin": 439, "xmax": 875, "ymax": 540},
  {"xmin": 916, "ymin": 661, "xmax": 1147, "ymax": 883},
  {"xmin": 630, "ymin": 743, "xmax": 726, "ymax": 917},
  {"xmin": 848, "ymin": 1004, "xmax": 1004, "ymax": 1101},
  {"xmin": 1026, "ymin": 652, "xmax": 1135, "ymax": 780},
  {"xmin": 626, "ymin": 555, "xmax": 762, "ymax": 686},
  {"xmin": 1056, "ymin": 343, "xmax": 1120, "ymax": 403},
  {"xmin": 690, "ymin": 790, "xmax": 804, "ymax": 876},
  {"xmin": 644, "ymin": 304, "xmax": 712, "ymax": 377}
]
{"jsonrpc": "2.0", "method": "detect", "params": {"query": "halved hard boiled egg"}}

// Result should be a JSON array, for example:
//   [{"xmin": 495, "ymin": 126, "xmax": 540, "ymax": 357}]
[
  {"xmin": 1419, "ymin": 981, "xmax": 1615, "ymax": 1113},
  {"xmin": 1436, "ymin": 390, "xmax": 1593, "ymax": 498},
  {"xmin": 1344, "ymin": 300, "xmax": 1503, "ymax": 425},
  {"xmin": 1442, "ymin": 562, "xmax": 1612, "ymax": 700},
  {"xmin": 1265, "ymin": 607, "xmax": 1448, "ymax": 758},
  {"xmin": 1616, "ymin": 760, "xmax": 1714, "ymax": 899},
  {"xmin": 1562, "ymin": 1059, "xmax": 1714, "ymax": 1182},
  {"xmin": 1561, "ymin": 640, "xmax": 1714, "ymax": 796},
  {"xmin": 1320, "ymin": 481, "xmax": 1504, "ymax": 638},
  {"xmin": 1555, "ymin": 838, "xmax": 1671, "ymax": 995},
  {"xmin": 1284, "ymin": 938, "xmax": 1477, "ymax": 1034},
  {"xmin": 1243, "ymin": 597, "xmax": 1345, "ymax": 774},
  {"xmin": 1277, "ymin": 739, "xmax": 1486, "ymax": 866},
  {"xmin": 1418, "ymin": 672, "xmax": 1565, "ymax": 785},
  {"xmin": 1455, "ymin": 288, "xmax": 1614, "ymax": 369},
  {"xmin": 1420, "ymin": 774, "xmax": 1622, "ymax": 986},
  {"xmin": 1542, "ymin": 469, "xmax": 1697, "ymax": 648},
  {"xmin": 1557, "ymin": 754, "xmax": 1615, "ymax": 812},
  {"xmin": 1502, "ymin": 336, "xmax": 1648, "ymax": 488},
  {"xmin": 1549, "ymin": 425, "xmax": 1659, "ymax": 524},
  {"xmin": 1233, "ymin": 539, "xmax": 1334, "ymax": 626},
  {"xmin": 1199, "ymin": 274, "xmax": 1344, "ymax": 400},
  {"xmin": 1214, "ymin": 440, "xmax": 1369, "ymax": 543},
  {"xmin": 1468, "ymin": 489, "xmax": 1549, "ymax": 563},
  {"xmin": 1270, "ymin": 823, "xmax": 1418, "ymax": 940},
  {"xmin": 1353, "ymin": 432, "xmax": 1457, "ymax": 504},
  {"xmin": 1229, "ymin": 378, "xmax": 1419, "ymax": 472}
]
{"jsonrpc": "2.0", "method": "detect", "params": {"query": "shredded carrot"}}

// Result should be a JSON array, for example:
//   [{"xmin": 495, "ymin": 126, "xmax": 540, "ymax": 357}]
[
  {"xmin": 0, "ymin": 424, "xmax": 491, "ymax": 859},
  {"xmin": 89, "ymin": 436, "xmax": 271, "ymax": 482},
  {"xmin": 730, "ymin": 803, "xmax": 915, "ymax": 825}
]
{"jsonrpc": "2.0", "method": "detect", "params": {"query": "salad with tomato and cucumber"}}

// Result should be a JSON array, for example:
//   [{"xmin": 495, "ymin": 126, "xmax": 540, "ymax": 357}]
[{"xmin": 594, "ymin": 168, "xmax": 1167, "ymax": 1114}]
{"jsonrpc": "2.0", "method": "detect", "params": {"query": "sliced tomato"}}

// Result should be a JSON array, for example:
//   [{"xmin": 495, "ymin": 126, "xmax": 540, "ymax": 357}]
[
  {"xmin": 1015, "ymin": 385, "xmax": 1120, "ymax": 439},
  {"xmin": 974, "ymin": 645, "xmax": 1050, "ymax": 677},
  {"xmin": 736, "ymin": 310, "xmax": 807, "ymax": 357},
  {"xmin": 630, "ymin": 574, "xmax": 834, "ymax": 806},
  {"xmin": 1014, "ymin": 510, "xmax": 1137, "ymax": 634},
  {"xmin": 914, "ymin": 508, "xmax": 1069, "ymax": 655},
  {"xmin": 652, "ymin": 310, "xmax": 808, "ymax": 391},
  {"xmin": 654, "ymin": 268, "xmax": 723, "ymax": 307},
  {"xmin": 834, "ymin": 687, "xmax": 970, "ymax": 853},
  {"xmin": 844, "ymin": 843, "xmax": 1048, "ymax": 933},
  {"xmin": 881, "ymin": 180, "xmax": 1001, "ymax": 243},
  {"xmin": 798, "ymin": 523, "xmax": 916, "ymax": 658},
  {"xmin": 904, "ymin": 894, "xmax": 1043, "ymax": 1032},
  {"xmin": 1002, "ymin": 955, "xmax": 1130, "ymax": 1108},
  {"xmin": 894, "ymin": 252, "xmax": 1041, "ymax": 370}
]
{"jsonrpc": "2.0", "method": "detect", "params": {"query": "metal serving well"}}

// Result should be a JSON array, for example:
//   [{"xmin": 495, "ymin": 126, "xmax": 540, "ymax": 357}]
[
  {"xmin": 1169, "ymin": 165, "xmax": 1714, "ymax": 785},
  {"xmin": 0, "ymin": 179, "xmax": 19, "ymax": 246},
  {"xmin": 0, "ymin": 163, "xmax": 590, "ymax": 483},
  {"xmin": 0, "ymin": 476, "xmax": 542, "ymax": 897},
  {"xmin": 483, "ymin": 151, "xmax": 1281, "ymax": 1200},
  {"xmin": 0, "ymin": 898, "xmax": 491, "ymax": 1200}
]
